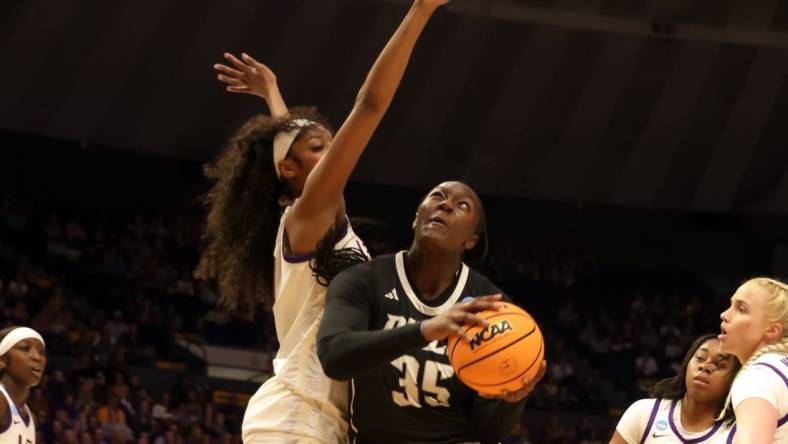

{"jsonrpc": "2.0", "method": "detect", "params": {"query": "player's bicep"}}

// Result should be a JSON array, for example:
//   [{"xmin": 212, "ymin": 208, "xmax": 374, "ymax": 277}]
[{"xmin": 734, "ymin": 398, "xmax": 778, "ymax": 443}]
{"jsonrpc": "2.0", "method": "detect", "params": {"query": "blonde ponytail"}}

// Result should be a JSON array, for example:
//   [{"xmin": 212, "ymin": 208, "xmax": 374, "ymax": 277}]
[{"xmin": 717, "ymin": 277, "xmax": 788, "ymax": 420}]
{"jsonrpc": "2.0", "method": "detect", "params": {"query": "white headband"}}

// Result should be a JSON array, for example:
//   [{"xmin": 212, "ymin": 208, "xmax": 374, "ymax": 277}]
[
  {"xmin": 0, "ymin": 327, "xmax": 44, "ymax": 356},
  {"xmin": 272, "ymin": 119, "xmax": 318, "ymax": 180}
]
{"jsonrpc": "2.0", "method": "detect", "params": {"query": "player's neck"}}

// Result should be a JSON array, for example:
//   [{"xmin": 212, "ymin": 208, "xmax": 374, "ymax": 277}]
[
  {"xmin": 0, "ymin": 376, "xmax": 29, "ymax": 409},
  {"xmin": 679, "ymin": 396, "xmax": 717, "ymax": 432},
  {"xmin": 404, "ymin": 248, "xmax": 461, "ymax": 301}
]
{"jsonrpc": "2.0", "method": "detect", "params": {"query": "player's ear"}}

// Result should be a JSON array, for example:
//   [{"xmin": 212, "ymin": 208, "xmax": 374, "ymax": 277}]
[
  {"xmin": 464, "ymin": 233, "xmax": 479, "ymax": 251},
  {"xmin": 765, "ymin": 321, "xmax": 783, "ymax": 342},
  {"xmin": 278, "ymin": 158, "xmax": 298, "ymax": 180},
  {"xmin": 412, "ymin": 211, "xmax": 419, "ymax": 231}
]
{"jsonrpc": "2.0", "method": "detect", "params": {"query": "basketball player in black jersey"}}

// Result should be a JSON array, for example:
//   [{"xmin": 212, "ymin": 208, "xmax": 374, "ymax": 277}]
[{"xmin": 317, "ymin": 181, "xmax": 546, "ymax": 444}]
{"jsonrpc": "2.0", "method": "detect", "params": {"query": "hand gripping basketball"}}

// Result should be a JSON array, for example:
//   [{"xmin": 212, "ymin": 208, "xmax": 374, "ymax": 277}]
[
  {"xmin": 447, "ymin": 302, "xmax": 546, "ymax": 397},
  {"xmin": 479, "ymin": 359, "xmax": 547, "ymax": 403},
  {"xmin": 420, "ymin": 294, "xmax": 504, "ymax": 343}
]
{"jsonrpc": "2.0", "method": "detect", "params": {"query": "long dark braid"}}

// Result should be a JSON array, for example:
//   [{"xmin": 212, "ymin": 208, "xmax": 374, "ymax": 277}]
[{"xmin": 309, "ymin": 221, "xmax": 369, "ymax": 287}]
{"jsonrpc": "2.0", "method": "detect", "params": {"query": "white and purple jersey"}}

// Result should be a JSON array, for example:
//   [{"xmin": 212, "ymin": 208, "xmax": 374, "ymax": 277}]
[
  {"xmin": 242, "ymin": 205, "xmax": 369, "ymax": 444},
  {"xmin": 616, "ymin": 398, "xmax": 733, "ymax": 444},
  {"xmin": 0, "ymin": 384, "xmax": 35, "ymax": 444},
  {"xmin": 728, "ymin": 352, "xmax": 788, "ymax": 443}
]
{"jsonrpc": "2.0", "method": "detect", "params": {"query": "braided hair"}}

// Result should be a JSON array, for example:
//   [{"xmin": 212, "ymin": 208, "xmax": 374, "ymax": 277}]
[{"xmin": 309, "ymin": 221, "xmax": 369, "ymax": 287}]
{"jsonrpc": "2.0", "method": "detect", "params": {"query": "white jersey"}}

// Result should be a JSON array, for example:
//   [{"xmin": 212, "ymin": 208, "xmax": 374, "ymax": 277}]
[
  {"xmin": 242, "ymin": 206, "xmax": 368, "ymax": 444},
  {"xmin": 0, "ymin": 384, "xmax": 35, "ymax": 444},
  {"xmin": 729, "ymin": 352, "xmax": 788, "ymax": 443},
  {"xmin": 616, "ymin": 398, "xmax": 733, "ymax": 444}
]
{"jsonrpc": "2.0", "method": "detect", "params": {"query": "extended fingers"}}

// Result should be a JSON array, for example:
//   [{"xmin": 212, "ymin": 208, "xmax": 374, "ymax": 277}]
[
  {"xmin": 465, "ymin": 298, "xmax": 504, "ymax": 313},
  {"xmin": 241, "ymin": 52, "xmax": 262, "ymax": 67},
  {"xmin": 217, "ymin": 74, "xmax": 244, "ymax": 85},
  {"xmin": 452, "ymin": 311, "xmax": 487, "ymax": 328},
  {"xmin": 223, "ymin": 52, "xmax": 252, "ymax": 73},
  {"xmin": 449, "ymin": 323, "xmax": 473, "ymax": 343},
  {"xmin": 226, "ymin": 85, "xmax": 252, "ymax": 94},
  {"xmin": 213, "ymin": 63, "xmax": 244, "ymax": 78}
]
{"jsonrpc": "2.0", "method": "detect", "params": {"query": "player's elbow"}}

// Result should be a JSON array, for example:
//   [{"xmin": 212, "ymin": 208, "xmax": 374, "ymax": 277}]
[
  {"xmin": 317, "ymin": 335, "xmax": 350, "ymax": 381},
  {"xmin": 354, "ymin": 89, "xmax": 388, "ymax": 116}
]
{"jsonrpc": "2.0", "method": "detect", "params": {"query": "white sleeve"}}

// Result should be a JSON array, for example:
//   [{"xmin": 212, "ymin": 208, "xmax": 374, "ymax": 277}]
[
  {"xmin": 731, "ymin": 364, "xmax": 787, "ymax": 412},
  {"xmin": 616, "ymin": 399, "xmax": 657, "ymax": 444}
]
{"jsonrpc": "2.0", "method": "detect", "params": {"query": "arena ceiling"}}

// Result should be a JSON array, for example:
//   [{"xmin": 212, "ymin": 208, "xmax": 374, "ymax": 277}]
[{"xmin": 3, "ymin": 0, "xmax": 788, "ymax": 213}]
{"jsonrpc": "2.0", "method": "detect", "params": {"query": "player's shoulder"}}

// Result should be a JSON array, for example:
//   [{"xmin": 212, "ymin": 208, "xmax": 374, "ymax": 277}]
[
  {"xmin": 739, "ymin": 352, "xmax": 788, "ymax": 386},
  {"xmin": 622, "ymin": 398, "xmax": 670, "ymax": 422},
  {"xmin": 616, "ymin": 398, "xmax": 664, "ymax": 442},
  {"xmin": 366, "ymin": 253, "xmax": 397, "ymax": 277},
  {"xmin": 628, "ymin": 397, "xmax": 664, "ymax": 415},
  {"xmin": 332, "ymin": 254, "xmax": 397, "ymax": 284},
  {"xmin": 464, "ymin": 266, "xmax": 502, "ymax": 294},
  {"xmin": 753, "ymin": 352, "xmax": 788, "ymax": 368}
]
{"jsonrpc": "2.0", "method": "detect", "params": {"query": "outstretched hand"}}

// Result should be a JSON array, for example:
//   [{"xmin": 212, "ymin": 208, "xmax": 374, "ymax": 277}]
[
  {"xmin": 214, "ymin": 52, "xmax": 278, "ymax": 99},
  {"xmin": 480, "ymin": 360, "xmax": 548, "ymax": 403}
]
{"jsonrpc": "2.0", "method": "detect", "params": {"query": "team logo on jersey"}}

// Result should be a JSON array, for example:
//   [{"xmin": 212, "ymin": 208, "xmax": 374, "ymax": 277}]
[
  {"xmin": 655, "ymin": 419, "xmax": 668, "ymax": 431},
  {"xmin": 469, "ymin": 320, "xmax": 513, "ymax": 351}
]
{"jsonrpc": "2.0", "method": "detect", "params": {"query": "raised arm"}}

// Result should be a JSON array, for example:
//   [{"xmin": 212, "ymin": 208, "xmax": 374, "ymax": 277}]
[
  {"xmin": 214, "ymin": 52, "xmax": 288, "ymax": 118},
  {"xmin": 287, "ymin": 0, "xmax": 449, "ymax": 254}
]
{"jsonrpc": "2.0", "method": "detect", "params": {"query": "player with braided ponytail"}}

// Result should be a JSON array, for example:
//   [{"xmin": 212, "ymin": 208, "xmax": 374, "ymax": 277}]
[{"xmin": 718, "ymin": 277, "xmax": 788, "ymax": 443}]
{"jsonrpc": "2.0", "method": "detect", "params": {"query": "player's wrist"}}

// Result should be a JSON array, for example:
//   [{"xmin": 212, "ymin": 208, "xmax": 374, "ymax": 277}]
[{"xmin": 419, "ymin": 319, "xmax": 432, "ymax": 341}]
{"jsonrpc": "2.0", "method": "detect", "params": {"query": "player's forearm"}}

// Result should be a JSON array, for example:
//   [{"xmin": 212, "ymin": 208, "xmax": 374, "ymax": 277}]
[
  {"xmin": 470, "ymin": 398, "xmax": 526, "ymax": 444},
  {"xmin": 264, "ymin": 83, "xmax": 288, "ymax": 118},
  {"xmin": 296, "ymin": 1, "xmax": 439, "ymax": 218},
  {"xmin": 355, "ymin": 1, "xmax": 437, "ymax": 113},
  {"xmin": 317, "ymin": 324, "xmax": 426, "ymax": 380}
]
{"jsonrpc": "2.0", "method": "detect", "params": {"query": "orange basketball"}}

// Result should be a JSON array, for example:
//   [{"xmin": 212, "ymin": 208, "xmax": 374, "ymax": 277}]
[{"xmin": 447, "ymin": 302, "xmax": 544, "ymax": 396}]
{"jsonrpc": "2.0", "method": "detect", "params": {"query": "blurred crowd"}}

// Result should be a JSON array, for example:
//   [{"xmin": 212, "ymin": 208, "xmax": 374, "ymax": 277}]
[{"xmin": 0, "ymin": 194, "xmax": 732, "ymax": 442}]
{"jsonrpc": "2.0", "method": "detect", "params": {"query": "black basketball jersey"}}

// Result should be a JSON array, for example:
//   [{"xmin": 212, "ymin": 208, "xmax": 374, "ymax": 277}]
[{"xmin": 343, "ymin": 252, "xmax": 505, "ymax": 444}]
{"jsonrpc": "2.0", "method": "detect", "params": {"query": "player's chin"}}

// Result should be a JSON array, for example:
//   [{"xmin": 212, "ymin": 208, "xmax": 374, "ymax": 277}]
[
  {"xmin": 28, "ymin": 367, "xmax": 44, "ymax": 386},
  {"xmin": 416, "ymin": 229, "xmax": 453, "ymax": 247}
]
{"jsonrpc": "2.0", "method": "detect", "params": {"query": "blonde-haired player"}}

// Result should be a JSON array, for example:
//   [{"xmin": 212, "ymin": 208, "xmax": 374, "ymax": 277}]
[
  {"xmin": 719, "ymin": 277, "xmax": 788, "ymax": 443},
  {"xmin": 0, "ymin": 326, "xmax": 46, "ymax": 444}
]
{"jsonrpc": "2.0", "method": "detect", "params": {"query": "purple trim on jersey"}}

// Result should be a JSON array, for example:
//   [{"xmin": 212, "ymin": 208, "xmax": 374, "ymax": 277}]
[
  {"xmin": 667, "ymin": 399, "xmax": 722, "ymax": 443},
  {"xmin": 726, "ymin": 413, "xmax": 788, "ymax": 443},
  {"xmin": 281, "ymin": 218, "xmax": 350, "ymax": 263},
  {"xmin": 640, "ymin": 399, "xmax": 661, "ymax": 444},
  {"xmin": 0, "ymin": 398, "xmax": 10, "ymax": 434},
  {"xmin": 282, "ymin": 251, "xmax": 316, "ymax": 264},
  {"xmin": 725, "ymin": 425, "xmax": 735, "ymax": 444},
  {"xmin": 724, "ymin": 362, "xmax": 788, "ymax": 443},
  {"xmin": 753, "ymin": 362, "xmax": 788, "ymax": 388},
  {"xmin": 21, "ymin": 404, "xmax": 30, "ymax": 427}
]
